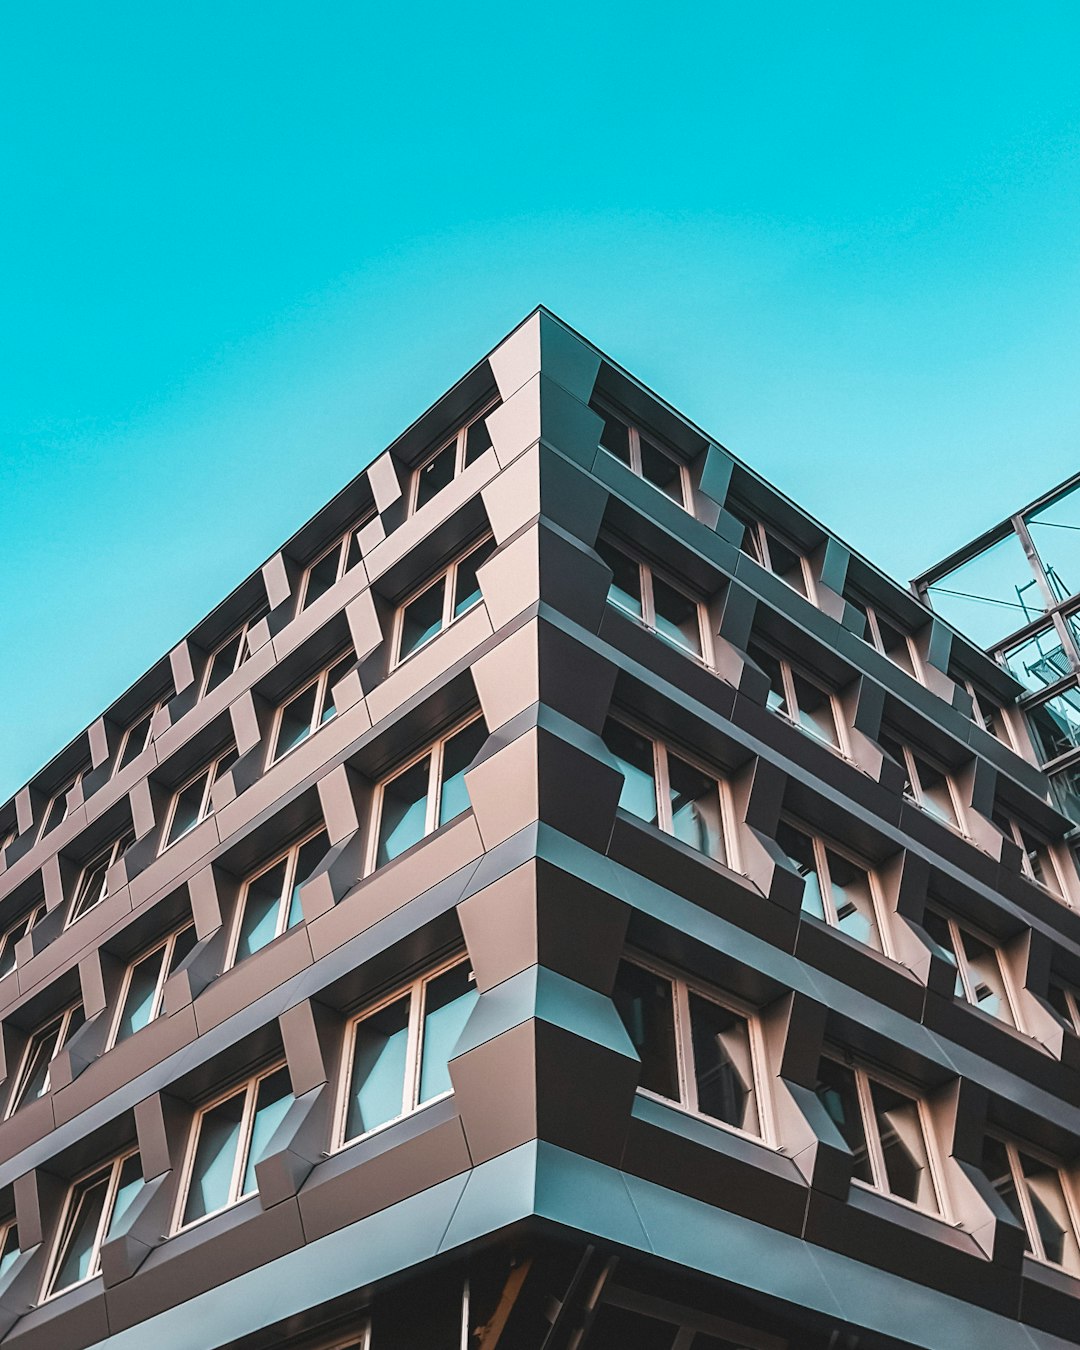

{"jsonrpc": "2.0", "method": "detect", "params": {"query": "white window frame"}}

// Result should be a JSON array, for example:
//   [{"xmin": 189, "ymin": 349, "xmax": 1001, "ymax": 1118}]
[
  {"xmin": 987, "ymin": 1134, "xmax": 1080, "ymax": 1270},
  {"xmin": 38, "ymin": 768, "xmax": 86, "ymax": 842},
  {"xmin": 41, "ymin": 1147, "xmax": 141, "ymax": 1301},
  {"xmin": 928, "ymin": 908, "xmax": 1023, "ymax": 1028},
  {"xmin": 0, "ymin": 899, "xmax": 45, "ymax": 980},
  {"xmin": 855, "ymin": 599, "xmax": 924, "ymax": 682},
  {"xmin": 779, "ymin": 815, "xmax": 891, "ymax": 955},
  {"xmin": 390, "ymin": 535, "xmax": 494, "ymax": 670},
  {"xmin": 1050, "ymin": 979, "xmax": 1080, "ymax": 1034},
  {"xmin": 172, "ymin": 1060, "xmax": 290, "ymax": 1234},
  {"xmin": 621, "ymin": 952, "xmax": 771, "ymax": 1145},
  {"xmin": 225, "ymin": 824, "xmax": 329, "ymax": 970},
  {"xmin": 68, "ymin": 828, "xmax": 135, "ymax": 925},
  {"xmin": 295, "ymin": 516, "xmax": 372, "ymax": 614},
  {"xmin": 0, "ymin": 827, "xmax": 15, "ymax": 861},
  {"xmin": 6, "ymin": 999, "xmax": 84, "ymax": 1118},
  {"xmin": 599, "ymin": 536, "xmax": 712, "ymax": 665},
  {"xmin": 333, "ymin": 954, "xmax": 472, "ymax": 1151},
  {"xmin": 593, "ymin": 400, "xmax": 693, "ymax": 512},
  {"xmin": 998, "ymin": 814, "xmax": 1067, "ymax": 899},
  {"xmin": 199, "ymin": 605, "xmax": 269, "ymax": 699},
  {"xmin": 159, "ymin": 744, "xmax": 237, "ymax": 853},
  {"xmin": 113, "ymin": 701, "xmax": 162, "ymax": 776},
  {"xmin": 0, "ymin": 1217, "xmax": 19, "ymax": 1281},
  {"xmin": 752, "ymin": 640, "xmax": 848, "ymax": 754},
  {"xmin": 366, "ymin": 713, "xmax": 485, "ymax": 877},
  {"xmin": 735, "ymin": 512, "xmax": 817, "ymax": 602},
  {"xmin": 266, "ymin": 649, "xmax": 355, "ymax": 768},
  {"xmin": 409, "ymin": 405, "xmax": 498, "ymax": 515},
  {"xmin": 606, "ymin": 716, "xmax": 739, "ymax": 870},
  {"xmin": 106, "ymin": 922, "xmax": 197, "ymax": 1052},
  {"xmin": 886, "ymin": 736, "xmax": 966, "ymax": 831}
]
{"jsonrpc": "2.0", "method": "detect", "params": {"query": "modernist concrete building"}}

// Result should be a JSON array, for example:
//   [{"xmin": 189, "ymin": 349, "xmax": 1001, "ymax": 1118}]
[{"xmin": 0, "ymin": 310, "xmax": 1079, "ymax": 1349}]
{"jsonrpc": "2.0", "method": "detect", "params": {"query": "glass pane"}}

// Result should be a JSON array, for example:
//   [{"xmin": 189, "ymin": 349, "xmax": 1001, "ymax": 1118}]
[
  {"xmin": 825, "ymin": 848, "xmax": 879, "ymax": 949},
  {"xmin": 922, "ymin": 910, "xmax": 965, "ymax": 999},
  {"xmin": 105, "ymin": 1153, "xmax": 144, "ymax": 1240},
  {"xmin": 439, "ymin": 720, "xmax": 486, "ymax": 826},
  {"xmin": 14, "ymin": 1021, "xmax": 63, "ymax": 1108},
  {"xmin": 453, "ymin": 538, "xmax": 496, "ymax": 618},
  {"xmin": 235, "ymin": 860, "xmax": 288, "ymax": 962},
  {"xmin": 958, "ymin": 929, "xmax": 1014, "ymax": 1024},
  {"xmin": 42, "ymin": 784, "xmax": 72, "ymax": 837},
  {"xmin": 0, "ymin": 912, "xmax": 32, "ymax": 981},
  {"xmin": 167, "ymin": 924, "xmax": 198, "ymax": 978},
  {"xmin": 746, "ymin": 642, "xmax": 789, "ymax": 716},
  {"xmin": 869, "ymin": 1080, "xmax": 936, "ymax": 1209},
  {"xmin": 876, "ymin": 616, "xmax": 917, "ymax": 677},
  {"xmin": 612, "ymin": 962, "xmax": 678, "ymax": 1101},
  {"xmin": 118, "ymin": 712, "xmax": 153, "ymax": 770},
  {"xmin": 377, "ymin": 758, "xmax": 430, "ymax": 867},
  {"xmin": 1002, "ymin": 626, "xmax": 1071, "ymax": 694},
  {"xmin": 815, "ymin": 1059, "xmax": 873, "ymax": 1184},
  {"xmin": 763, "ymin": 529, "xmax": 806, "ymax": 596},
  {"xmin": 183, "ymin": 1091, "xmax": 245, "ymax": 1224},
  {"xmin": 1026, "ymin": 483, "xmax": 1080, "ymax": 604},
  {"xmin": 463, "ymin": 415, "xmax": 492, "ymax": 467},
  {"xmin": 419, "ymin": 964, "xmax": 477, "ymax": 1103},
  {"xmin": 602, "ymin": 721, "xmax": 657, "ymax": 825},
  {"xmin": 167, "ymin": 771, "xmax": 210, "ymax": 846},
  {"xmin": 286, "ymin": 830, "xmax": 329, "ymax": 930},
  {"xmin": 688, "ymin": 993, "xmax": 757, "ymax": 1132},
  {"xmin": 398, "ymin": 578, "xmax": 446, "ymax": 662},
  {"xmin": 776, "ymin": 821, "xmax": 825, "ymax": 920},
  {"xmin": 319, "ymin": 653, "xmax": 355, "ymax": 724},
  {"xmin": 52, "ymin": 1172, "xmax": 110, "ymax": 1292},
  {"xmin": 115, "ymin": 947, "xmax": 168, "ymax": 1042},
  {"xmin": 1053, "ymin": 764, "xmax": 1080, "ymax": 826},
  {"xmin": 415, "ymin": 442, "xmax": 456, "ymax": 511},
  {"xmin": 652, "ymin": 576, "xmax": 701, "ymax": 656},
  {"xmin": 302, "ymin": 546, "xmax": 342, "ymax": 610},
  {"xmin": 205, "ymin": 632, "xmax": 243, "ymax": 694},
  {"xmin": 912, "ymin": 753, "xmax": 958, "ymax": 827},
  {"xmin": 667, "ymin": 754, "xmax": 725, "ymax": 862},
  {"xmin": 639, "ymin": 437, "xmax": 684, "ymax": 504},
  {"xmin": 242, "ymin": 1068, "xmax": 293, "ymax": 1196},
  {"xmin": 1028, "ymin": 690, "xmax": 1080, "ymax": 763},
  {"xmin": 792, "ymin": 672, "xmax": 839, "ymax": 747},
  {"xmin": 72, "ymin": 857, "xmax": 110, "ymax": 919},
  {"xmin": 272, "ymin": 684, "xmax": 319, "ymax": 761},
  {"xmin": 982, "ymin": 1136, "xmax": 1026, "ymax": 1230},
  {"xmin": 926, "ymin": 532, "xmax": 1043, "ymax": 648},
  {"xmin": 0, "ymin": 1225, "xmax": 19, "ymax": 1281},
  {"xmin": 596, "ymin": 408, "xmax": 631, "ymax": 465},
  {"xmin": 1019, "ymin": 1149, "xmax": 1080, "ymax": 1271},
  {"xmin": 345, "ymin": 995, "xmax": 410, "ymax": 1140},
  {"xmin": 596, "ymin": 539, "xmax": 643, "ymax": 621}
]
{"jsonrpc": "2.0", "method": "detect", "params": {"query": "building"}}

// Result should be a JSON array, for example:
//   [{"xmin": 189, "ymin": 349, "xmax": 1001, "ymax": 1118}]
[{"xmin": 0, "ymin": 309, "xmax": 1078, "ymax": 1349}]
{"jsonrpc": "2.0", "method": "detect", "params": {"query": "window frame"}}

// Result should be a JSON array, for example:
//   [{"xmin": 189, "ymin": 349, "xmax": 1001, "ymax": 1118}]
[
  {"xmin": 778, "ymin": 814, "xmax": 891, "ymax": 955},
  {"xmin": 106, "ymin": 921, "xmax": 197, "ymax": 1052},
  {"xmin": 390, "ymin": 534, "xmax": 495, "ymax": 670},
  {"xmin": 225, "ymin": 824, "xmax": 329, "ymax": 970},
  {"xmin": 884, "ymin": 735, "xmax": 966, "ymax": 831},
  {"xmin": 113, "ymin": 701, "xmax": 162, "ymax": 776},
  {"xmin": 598, "ymin": 535, "xmax": 712, "ymax": 664},
  {"xmin": 0, "ymin": 899, "xmax": 45, "ymax": 981},
  {"xmin": 295, "ymin": 517, "xmax": 372, "ymax": 615},
  {"xmin": 1049, "ymin": 978, "xmax": 1080, "ymax": 1034},
  {"xmin": 159, "ymin": 743, "xmax": 237, "ymax": 854},
  {"xmin": 750, "ymin": 639, "xmax": 848, "ymax": 754},
  {"xmin": 592, "ymin": 400, "xmax": 693, "ymax": 512},
  {"xmin": 199, "ymin": 605, "xmax": 269, "ymax": 699},
  {"xmin": 68, "ymin": 827, "xmax": 136, "ymax": 925},
  {"xmin": 172, "ymin": 1060, "xmax": 290, "ymax": 1234},
  {"xmin": 6, "ymin": 998, "xmax": 85, "ymax": 1118},
  {"xmin": 408, "ymin": 404, "xmax": 498, "ymax": 515},
  {"xmin": 986, "ymin": 1132, "xmax": 1080, "ymax": 1271},
  {"xmin": 853, "ymin": 597, "xmax": 924, "ymax": 681},
  {"xmin": 333, "ymin": 953, "xmax": 473, "ymax": 1151},
  {"xmin": 620, "ymin": 952, "xmax": 771, "ymax": 1144},
  {"xmin": 266, "ymin": 648, "xmax": 355, "ymax": 768},
  {"xmin": 997, "ymin": 813, "xmax": 1066, "ymax": 898},
  {"xmin": 38, "ymin": 769, "xmax": 86, "ymax": 842},
  {"xmin": 926, "ymin": 907, "xmax": 1023, "ymax": 1028},
  {"xmin": 41, "ymin": 1147, "xmax": 141, "ymax": 1301}
]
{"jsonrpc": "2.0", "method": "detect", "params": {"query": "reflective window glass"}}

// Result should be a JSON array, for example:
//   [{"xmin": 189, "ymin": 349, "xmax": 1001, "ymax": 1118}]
[
  {"xmin": 688, "ymin": 993, "xmax": 757, "ymax": 1132},
  {"xmin": 439, "ymin": 721, "xmax": 485, "ymax": 826},
  {"xmin": 776, "ymin": 821, "xmax": 825, "ymax": 920},
  {"xmin": 652, "ymin": 576, "xmax": 701, "ymax": 655},
  {"xmin": 1003, "ymin": 626, "xmax": 1071, "ymax": 693},
  {"xmin": 603, "ymin": 721, "xmax": 657, "ymax": 824},
  {"xmin": 667, "ymin": 754, "xmax": 724, "ymax": 862},
  {"xmin": 183, "ymin": 1092, "xmax": 245, "ymax": 1224},
  {"xmin": 869, "ymin": 1079, "xmax": 936, "ymax": 1209},
  {"xmin": 345, "ymin": 995, "xmax": 410, "ymax": 1141},
  {"xmin": 597, "ymin": 539, "xmax": 643, "ymax": 620},
  {"xmin": 815, "ymin": 1058, "xmax": 872, "ymax": 1184},
  {"xmin": 273, "ymin": 683, "xmax": 319, "ymax": 759},
  {"xmin": 235, "ymin": 860, "xmax": 288, "ymax": 962},
  {"xmin": 596, "ymin": 409, "xmax": 631, "ymax": 465},
  {"xmin": 825, "ymin": 848, "xmax": 878, "ymax": 949},
  {"xmin": 398, "ymin": 578, "xmax": 446, "ymax": 661},
  {"xmin": 612, "ymin": 962, "xmax": 678, "ymax": 1101},
  {"xmin": 792, "ymin": 671, "xmax": 838, "ymax": 746},
  {"xmin": 463, "ymin": 415, "xmax": 492, "ymax": 467},
  {"xmin": 419, "ymin": 964, "xmax": 477, "ymax": 1103},
  {"xmin": 241, "ymin": 1068, "xmax": 293, "ymax": 1196},
  {"xmin": 453, "ymin": 538, "xmax": 495, "ymax": 617},
  {"xmin": 302, "ymin": 547, "xmax": 342, "ymax": 610},
  {"xmin": 925, "ymin": 532, "xmax": 1043, "ymax": 648},
  {"xmin": 415, "ymin": 442, "xmax": 456, "ymax": 511},
  {"xmin": 1026, "ymin": 484, "xmax": 1080, "ymax": 605},
  {"xmin": 639, "ymin": 438, "xmax": 683, "ymax": 503},
  {"xmin": 376, "ymin": 758, "xmax": 430, "ymax": 867},
  {"xmin": 1028, "ymin": 690, "xmax": 1080, "ymax": 763}
]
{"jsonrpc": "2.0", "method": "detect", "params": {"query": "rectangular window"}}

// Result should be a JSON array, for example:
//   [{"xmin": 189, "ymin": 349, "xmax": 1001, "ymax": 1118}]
[
  {"xmin": 922, "ymin": 908, "xmax": 1019, "ymax": 1027},
  {"xmin": 269, "ymin": 649, "xmax": 356, "ymax": 765},
  {"xmin": 201, "ymin": 604, "xmax": 270, "ymax": 698},
  {"xmin": 297, "ymin": 518, "xmax": 371, "ymax": 613},
  {"xmin": 0, "ymin": 899, "xmax": 45, "ymax": 981},
  {"xmin": 982, "ymin": 1135, "xmax": 1080, "ymax": 1273},
  {"xmin": 596, "ymin": 537, "xmax": 707, "ymax": 660},
  {"xmin": 591, "ymin": 402, "xmax": 691, "ymax": 511},
  {"xmin": 728, "ymin": 505, "xmax": 812, "ymax": 598},
  {"xmin": 613, "ymin": 958, "xmax": 763, "ymax": 1137},
  {"xmin": 109, "ymin": 923, "xmax": 197, "ymax": 1048},
  {"xmin": 161, "ymin": 744, "xmax": 238, "ymax": 851},
  {"xmin": 44, "ymin": 1150, "xmax": 143, "ymax": 1299},
  {"xmin": 747, "ymin": 640, "xmax": 842, "ymax": 750},
  {"xmin": 6, "ymin": 1001, "xmax": 85, "ymax": 1116},
  {"xmin": 776, "ymin": 819, "xmax": 885, "ymax": 952},
  {"xmin": 114, "ymin": 702, "xmax": 162, "ymax": 775},
  {"xmin": 69, "ymin": 827, "xmax": 136, "ymax": 924},
  {"xmin": 993, "ymin": 811, "xmax": 1064, "ymax": 898},
  {"xmin": 370, "ymin": 716, "xmax": 487, "ymax": 871},
  {"xmin": 229, "ymin": 827, "xmax": 330, "ymax": 967},
  {"xmin": 38, "ymin": 768, "xmax": 87, "ymax": 842},
  {"xmin": 961, "ymin": 679, "xmax": 1009, "ymax": 744},
  {"xmin": 393, "ymin": 536, "xmax": 496, "ymax": 667},
  {"xmin": 337, "ymin": 958, "xmax": 477, "ymax": 1147},
  {"xmin": 815, "ymin": 1057, "xmax": 941, "ymax": 1212},
  {"xmin": 1048, "ymin": 978, "xmax": 1080, "ymax": 1035},
  {"xmin": 848, "ymin": 595, "xmax": 922, "ymax": 679},
  {"xmin": 602, "ymin": 719, "xmax": 732, "ymax": 866},
  {"xmin": 176, "ymin": 1063, "xmax": 293, "ymax": 1231},
  {"xmin": 879, "ymin": 732, "xmax": 962, "ymax": 829},
  {"xmin": 411, "ymin": 407, "xmax": 496, "ymax": 514},
  {"xmin": 0, "ymin": 1220, "xmax": 19, "ymax": 1282}
]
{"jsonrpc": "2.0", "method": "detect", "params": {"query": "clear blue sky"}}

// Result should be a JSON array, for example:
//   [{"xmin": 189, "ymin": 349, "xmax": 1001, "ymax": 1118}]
[{"xmin": 2, "ymin": 2, "xmax": 1080, "ymax": 802}]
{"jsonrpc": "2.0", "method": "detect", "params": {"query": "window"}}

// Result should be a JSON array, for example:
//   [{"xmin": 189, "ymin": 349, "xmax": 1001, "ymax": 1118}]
[
  {"xmin": 38, "ymin": 768, "xmax": 87, "ymax": 842},
  {"xmin": 602, "ymin": 719, "xmax": 733, "ymax": 866},
  {"xmin": 411, "ymin": 407, "xmax": 495, "ymax": 514},
  {"xmin": 176, "ymin": 1063, "xmax": 293, "ymax": 1230},
  {"xmin": 848, "ymin": 596, "xmax": 921, "ymax": 679},
  {"xmin": 776, "ymin": 819, "xmax": 885, "ymax": 951},
  {"xmin": 596, "ymin": 537, "xmax": 708, "ymax": 660},
  {"xmin": 982, "ymin": 1135, "xmax": 1080, "ymax": 1273},
  {"xmin": 591, "ymin": 402, "xmax": 691, "ymax": 510},
  {"xmin": 69, "ymin": 827, "xmax": 136, "ymax": 924},
  {"xmin": 1027, "ymin": 690, "xmax": 1080, "ymax": 764},
  {"xmin": 961, "ymin": 679, "xmax": 1008, "ymax": 744},
  {"xmin": 337, "ymin": 958, "xmax": 477, "ymax": 1146},
  {"xmin": 297, "ymin": 518, "xmax": 371, "ymax": 613},
  {"xmin": 0, "ymin": 827, "xmax": 15, "ymax": 860},
  {"xmin": 393, "ymin": 537, "xmax": 496, "ymax": 667},
  {"xmin": 109, "ymin": 923, "xmax": 197, "ymax": 1048},
  {"xmin": 922, "ymin": 908, "xmax": 1019, "ymax": 1027},
  {"xmin": 0, "ymin": 899, "xmax": 45, "ymax": 981},
  {"xmin": 993, "ymin": 812, "xmax": 1063, "ymax": 897},
  {"xmin": 6, "ymin": 1001, "xmax": 86, "ymax": 1116},
  {"xmin": 879, "ymin": 731, "xmax": 962, "ymax": 829},
  {"xmin": 44, "ymin": 1150, "xmax": 143, "ymax": 1299},
  {"xmin": 0, "ymin": 1220, "xmax": 19, "ymax": 1282},
  {"xmin": 269, "ymin": 650, "xmax": 356, "ymax": 765},
  {"xmin": 229, "ymin": 827, "xmax": 330, "ymax": 966},
  {"xmin": 1048, "ymin": 978, "xmax": 1080, "ymax": 1035},
  {"xmin": 814, "ymin": 1057, "xmax": 941, "ymax": 1212},
  {"xmin": 201, "ymin": 604, "xmax": 270, "ymax": 697},
  {"xmin": 114, "ymin": 702, "xmax": 161, "ymax": 775},
  {"xmin": 727, "ymin": 505, "xmax": 811, "ymax": 597},
  {"xmin": 161, "ymin": 744, "xmax": 238, "ymax": 851},
  {"xmin": 747, "ymin": 639, "xmax": 843, "ymax": 750},
  {"xmin": 613, "ymin": 958, "xmax": 763, "ymax": 1137},
  {"xmin": 370, "ymin": 717, "xmax": 486, "ymax": 871}
]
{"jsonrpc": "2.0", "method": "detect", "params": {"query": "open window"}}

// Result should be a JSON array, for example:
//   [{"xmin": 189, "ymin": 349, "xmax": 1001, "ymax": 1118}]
[
  {"xmin": 69, "ymin": 826, "xmax": 136, "ymax": 924},
  {"xmin": 590, "ymin": 401, "xmax": 692, "ymax": 511},
  {"xmin": 922, "ymin": 907, "xmax": 1020, "ymax": 1027},
  {"xmin": 161, "ymin": 744, "xmax": 238, "ymax": 851},
  {"xmin": 6, "ymin": 1000, "xmax": 85, "ymax": 1116},
  {"xmin": 747, "ymin": 639, "xmax": 843, "ymax": 750},
  {"xmin": 228, "ymin": 827, "xmax": 330, "ymax": 966},
  {"xmin": 982, "ymin": 1134, "xmax": 1080, "ymax": 1273}
]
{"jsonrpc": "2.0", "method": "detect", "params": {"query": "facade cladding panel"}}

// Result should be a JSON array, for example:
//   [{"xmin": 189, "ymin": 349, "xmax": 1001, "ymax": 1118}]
[{"xmin": 0, "ymin": 311, "xmax": 1079, "ymax": 1349}]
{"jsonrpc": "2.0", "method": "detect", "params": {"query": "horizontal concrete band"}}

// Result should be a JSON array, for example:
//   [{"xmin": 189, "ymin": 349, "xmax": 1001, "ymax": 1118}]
[{"xmin": 82, "ymin": 1141, "xmax": 1073, "ymax": 1350}]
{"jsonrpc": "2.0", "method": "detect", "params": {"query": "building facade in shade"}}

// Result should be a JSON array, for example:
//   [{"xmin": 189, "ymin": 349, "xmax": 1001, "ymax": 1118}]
[
  {"xmin": 915, "ymin": 477, "xmax": 1080, "ymax": 828},
  {"xmin": 1, "ymin": 311, "xmax": 1080, "ymax": 1349}
]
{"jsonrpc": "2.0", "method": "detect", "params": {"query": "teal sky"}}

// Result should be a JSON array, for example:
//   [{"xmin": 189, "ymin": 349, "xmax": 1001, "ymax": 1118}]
[{"xmin": 3, "ymin": 2, "xmax": 1080, "ymax": 801}]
